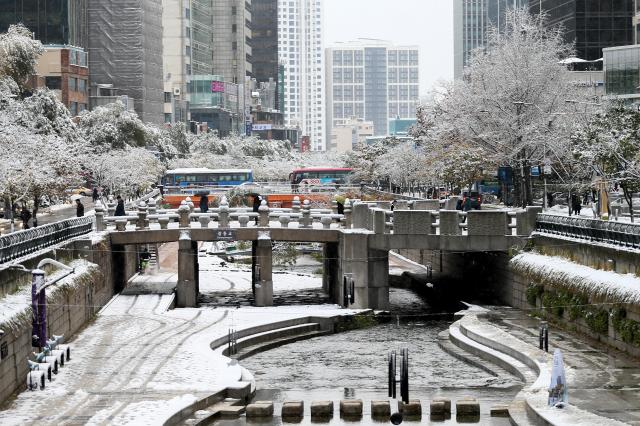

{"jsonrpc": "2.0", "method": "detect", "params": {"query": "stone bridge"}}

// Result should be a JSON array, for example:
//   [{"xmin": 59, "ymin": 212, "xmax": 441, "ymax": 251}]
[{"xmin": 97, "ymin": 197, "xmax": 541, "ymax": 310}]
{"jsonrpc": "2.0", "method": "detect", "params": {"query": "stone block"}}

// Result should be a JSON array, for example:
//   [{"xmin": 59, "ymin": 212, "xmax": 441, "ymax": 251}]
[
  {"xmin": 413, "ymin": 200, "xmax": 440, "ymax": 211},
  {"xmin": 246, "ymin": 401, "xmax": 274, "ymax": 418},
  {"xmin": 372, "ymin": 209, "xmax": 386, "ymax": 234},
  {"xmin": 490, "ymin": 404, "xmax": 509, "ymax": 417},
  {"xmin": 445, "ymin": 196, "xmax": 460, "ymax": 210},
  {"xmin": 398, "ymin": 400, "xmax": 422, "ymax": 416},
  {"xmin": 429, "ymin": 401, "xmax": 447, "ymax": 416},
  {"xmin": 466, "ymin": 211, "xmax": 508, "ymax": 236},
  {"xmin": 281, "ymin": 400, "xmax": 304, "ymax": 418},
  {"xmin": 456, "ymin": 399, "xmax": 480, "ymax": 416},
  {"xmin": 371, "ymin": 400, "xmax": 390, "ymax": 417},
  {"xmin": 393, "ymin": 211, "xmax": 434, "ymax": 235},
  {"xmin": 439, "ymin": 210, "xmax": 462, "ymax": 235},
  {"xmin": 394, "ymin": 200, "xmax": 409, "ymax": 210},
  {"xmin": 339, "ymin": 399, "xmax": 363, "ymax": 416},
  {"xmin": 377, "ymin": 201, "xmax": 392, "ymax": 210},
  {"xmin": 352, "ymin": 203, "xmax": 371, "ymax": 229},
  {"xmin": 310, "ymin": 400, "xmax": 333, "ymax": 418}
]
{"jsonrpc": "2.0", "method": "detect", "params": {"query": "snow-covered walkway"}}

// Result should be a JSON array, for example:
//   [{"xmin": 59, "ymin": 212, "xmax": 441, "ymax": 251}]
[{"xmin": 0, "ymin": 290, "xmax": 356, "ymax": 425}]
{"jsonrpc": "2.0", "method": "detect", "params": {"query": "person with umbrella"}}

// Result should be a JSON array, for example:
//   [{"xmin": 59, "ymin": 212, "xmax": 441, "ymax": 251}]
[
  {"xmin": 76, "ymin": 199, "xmax": 85, "ymax": 217},
  {"xmin": 252, "ymin": 194, "xmax": 262, "ymax": 225},
  {"xmin": 115, "ymin": 195, "xmax": 126, "ymax": 216}
]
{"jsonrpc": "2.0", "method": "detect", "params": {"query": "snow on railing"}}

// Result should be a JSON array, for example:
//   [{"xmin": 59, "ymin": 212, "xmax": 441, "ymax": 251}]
[
  {"xmin": 535, "ymin": 214, "xmax": 640, "ymax": 249},
  {"xmin": 0, "ymin": 216, "xmax": 94, "ymax": 264}
]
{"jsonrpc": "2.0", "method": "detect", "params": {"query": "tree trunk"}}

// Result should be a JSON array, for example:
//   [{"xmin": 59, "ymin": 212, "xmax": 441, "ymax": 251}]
[
  {"xmin": 32, "ymin": 195, "xmax": 39, "ymax": 227},
  {"xmin": 522, "ymin": 161, "xmax": 533, "ymax": 207},
  {"xmin": 512, "ymin": 168, "xmax": 523, "ymax": 208},
  {"xmin": 622, "ymin": 186, "xmax": 634, "ymax": 223}
]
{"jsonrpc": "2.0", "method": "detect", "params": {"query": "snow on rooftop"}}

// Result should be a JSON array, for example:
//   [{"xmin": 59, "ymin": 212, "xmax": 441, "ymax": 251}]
[{"xmin": 511, "ymin": 252, "xmax": 640, "ymax": 304}]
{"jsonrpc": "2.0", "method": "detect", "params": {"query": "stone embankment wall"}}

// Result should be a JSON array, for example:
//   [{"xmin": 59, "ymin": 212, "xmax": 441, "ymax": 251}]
[
  {"xmin": 0, "ymin": 235, "xmax": 136, "ymax": 404},
  {"xmin": 396, "ymin": 234, "xmax": 640, "ymax": 358}
]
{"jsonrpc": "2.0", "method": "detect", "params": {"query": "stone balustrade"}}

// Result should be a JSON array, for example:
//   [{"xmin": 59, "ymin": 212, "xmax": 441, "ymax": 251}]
[{"xmin": 97, "ymin": 196, "xmax": 540, "ymax": 238}]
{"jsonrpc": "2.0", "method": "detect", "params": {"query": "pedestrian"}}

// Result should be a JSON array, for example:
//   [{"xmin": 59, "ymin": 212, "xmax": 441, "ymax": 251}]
[
  {"xmin": 571, "ymin": 194, "xmax": 580, "ymax": 216},
  {"xmin": 139, "ymin": 246, "xmax": 151, "ymax": 273},
  {"xmin": 115, "ymin": 196, "xmax": 126, "ymax": 216},
  {"xmin": 252, "ymin": 195, "xmax": 262, "ymax": 225},
  {"xmin": 390, "ymin": 200, "xmax": 395, "ymax": 212},
  {"xmin": 92, "ymin": 187, "xmax": 99, "ymax": 203},
  {"xmin": 456, "ymin": 197, "xmax": 463, "ymax": 211},
  {"xmin": 20, "ymin": 207, "xmax": 31, "ymax": 230},
  {"xmin": 199, "ymin": 194, "xmax": 209, "ymax": 213},
  {"xmin": 546, "ymin": 192, "xmax": 554, "ymax": 208},
  {"xmin": 76, "ymin": 199, "xmax": 85, "ymax": 217}
]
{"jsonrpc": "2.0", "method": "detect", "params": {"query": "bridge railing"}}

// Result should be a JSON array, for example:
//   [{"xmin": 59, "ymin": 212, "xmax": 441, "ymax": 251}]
[
  {"xmin": 96, "ymin": 195, "xmax": 541, "ymax": 238},
  {"xmin": 535, "ymin": 214, "xmax": 640, "ymax": 248},
  {"xmin": 0, "ymin": 216, "xmax": 94, "ymax": 264}
]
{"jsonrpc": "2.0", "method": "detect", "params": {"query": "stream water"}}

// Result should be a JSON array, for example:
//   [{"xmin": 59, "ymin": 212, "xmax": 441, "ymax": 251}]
[{"xmin": 206, "ymin": 272, "xmax": 523, "ymax": 425}]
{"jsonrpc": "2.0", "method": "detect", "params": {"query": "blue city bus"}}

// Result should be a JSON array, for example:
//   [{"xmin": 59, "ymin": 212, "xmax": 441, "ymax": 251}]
[{"xmin": 163, "ymin": 168, "xmax": 254, "ymax": 188}]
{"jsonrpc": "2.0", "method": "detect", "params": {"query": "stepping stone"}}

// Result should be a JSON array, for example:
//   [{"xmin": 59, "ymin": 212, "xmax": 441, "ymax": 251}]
[
  {"xmin": 311, "ymin": 400, "xmax": 333, "ymax": 418},
  {"xmin": 490, "ymin": 404, "xmax": 509, "ymax": 417},
  {"xmin": 432, "ymin": 398, "xmax": 451, "ymax": 413},
  {"xmin": 371, "ymin": 400, "xmax": 391, "ymax": 417},
  {"xmin": 398, "ymin": 400, "xmax": 422, "ymax": 417},
  {"xmin": 339, "ymin": 399, "xmax": 363, "ymax": 416},
  {"xmin": 456, "ymin": 399, "xmax": 480, "ymax": 416},
  {"xmin": 282, "ymin": 400, "xmax": 304, "ymax": 418},
  {"xmin": 430, "ymin": 401, "xmax": 446, "ymax": 416},
  {"xmin": 246, "ymin": 401, "xmax": 273, "ymax": 418}
]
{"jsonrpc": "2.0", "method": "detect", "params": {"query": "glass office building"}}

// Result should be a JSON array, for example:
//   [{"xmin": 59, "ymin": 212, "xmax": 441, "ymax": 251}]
[
  {"xmin": 0, "ymin": 0, "xmax": 88, "ymax": 48},
  {"xmin": 603, "ymin": 45, "xmax": 640, "ymax": 100},
  {"xmin": 533, "ymin": 0, "xmax": 633, "ymax": 61}
]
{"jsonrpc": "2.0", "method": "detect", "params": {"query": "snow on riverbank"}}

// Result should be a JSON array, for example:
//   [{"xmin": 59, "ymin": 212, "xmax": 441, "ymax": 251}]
[{"xmin": 511, "ymin": 252, "xmax": 640, "ymax": 303}]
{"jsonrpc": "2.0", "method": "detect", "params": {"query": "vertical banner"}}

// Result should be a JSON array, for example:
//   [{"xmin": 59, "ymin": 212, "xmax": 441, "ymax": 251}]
[
  {"xmin": 548, "ymin": 349, "xmax": 568, "ymax": 406},
  {"xmin": 32, "ymin": 270, "xmax": 46, "ymax": 348}
]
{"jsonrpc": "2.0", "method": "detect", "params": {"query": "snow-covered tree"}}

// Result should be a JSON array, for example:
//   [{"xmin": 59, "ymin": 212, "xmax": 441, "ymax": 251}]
[
  {"xmin": 572, "ymin": 102, "xmax": 640, "ymax": 221},
  {"xmin": 0, "ymin": 24, "xmax": 43, "ymax": 89},
  {"xmin": 429, "ymin": 8, "xmax": 591, "ymax": 207},
  {"xmin": 90, "ymin": 147, "xmax": 164, "ymax": 198}
]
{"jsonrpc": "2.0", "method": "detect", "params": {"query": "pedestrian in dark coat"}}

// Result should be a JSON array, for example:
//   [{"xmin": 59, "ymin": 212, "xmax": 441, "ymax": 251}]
[
  {"xmin": 199, "ymin": 194, "xmax": 209, "ymax": 213},
  {"xmin": 20, "ymin": 207, "xmax": 31, "ymax": 229},
  {"xmin": 92, "ymin": 188, "xmax": 99, "ymax": 203},
  {"xmin": 252, "ymin": 195, "xmax": 262, "ymax": 225},
  {"xmin": 76, "ymin": 199, "xmax": 85, "ymax": 217},
  {"xmin": 115, "ymin": 196, "xmax": 126, "ymax": 216}
]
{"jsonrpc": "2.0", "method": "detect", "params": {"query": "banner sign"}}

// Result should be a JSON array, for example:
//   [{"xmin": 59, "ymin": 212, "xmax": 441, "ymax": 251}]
[{"xmin": 548, "ymin": 349, "xmax": 568, "ymax": 406}]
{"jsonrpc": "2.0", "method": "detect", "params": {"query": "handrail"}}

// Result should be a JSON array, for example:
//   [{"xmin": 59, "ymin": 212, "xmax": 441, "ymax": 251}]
[
  {"xmin": 535, "ymin": 214, "xmax": 640, "ymax": 249},
  {"xmin": 0, "ymin": 216, "xmax": 94, "ymax": 264}
]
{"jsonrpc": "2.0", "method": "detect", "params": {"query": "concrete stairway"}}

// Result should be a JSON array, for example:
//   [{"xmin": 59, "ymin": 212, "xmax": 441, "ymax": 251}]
[{"xmin": 224, "ymin": 323, "xmax": 330, "ymax": 360}]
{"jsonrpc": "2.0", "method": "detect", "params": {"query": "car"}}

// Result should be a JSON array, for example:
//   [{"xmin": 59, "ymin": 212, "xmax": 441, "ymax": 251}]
[{"xmin": 66, "ymin": 187, "xmax": 92, "ymax": 197}]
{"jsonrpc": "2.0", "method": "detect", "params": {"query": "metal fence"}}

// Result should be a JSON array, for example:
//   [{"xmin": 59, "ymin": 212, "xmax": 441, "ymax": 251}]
[
  {"xmin": 0, "ymin": 216, "xmax": 94, "ymax": 264},
  {"xmin": 535, "ymin": 214, "xmax": 640, "ymax": 249}
]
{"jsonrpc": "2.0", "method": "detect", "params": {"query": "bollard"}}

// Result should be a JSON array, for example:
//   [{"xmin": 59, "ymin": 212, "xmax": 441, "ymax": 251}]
[
  {"xmin": 301, "ymin": 200, "xmax": 311, "ymax": 228},
  {"xmin": 178, "ymin": 202, "xmax": 191, "ymax": 228},
  {"xmin": 199, "ymin": 215, "xmax": 210, "ymax": 228},
  {"xmin": 158, "ymin": 216, "xmax": 170, "ymax": 229},
  {"xmin": 147, "ymin": 197, "xmax": 157, "ymax": 215},
  {"xmin": 388, "ymin": 351, "xmax": 397, "ymax": 398},
  {"xmin": 238, "ymin": 215, "xmax": 249, "ymax": 228},
  {"xmin": 218, "ymin": 197, "xmax": 230, "ymax": 228},
  {"xmin": 258, "ymin": 200, "xmax": 270, "ymax": 227},
  {"xmin": 107, "ymin": 195, "xmax": 116, "ymax": 216},
  {"xmin": 115, "ymin": 219, "xmax": 127, "ymax": 231},
  {"xmin": 279, "ymin": 215, "xmax": 291, "ymax": 228},
  {"xmin": 321, "ymin": 215, "xmax": 333, "ymax": 229},
  {"xmin": 292, "ymin": 196, "xmax": 301, "ymax": 215},
  {"xmin": 539, "ymin": 321, "xmax": 549, "ymax": 352},
  {"xmin": 94, "ymin": 202, "xmax": 105, "ymax": 231},
  {"xmin": 343, "ymin": 199, "xmax": 352, "ymax": 228},
  {"xmin": 136, "ymin": 201, "xmax": 148, "ymax": 230}
]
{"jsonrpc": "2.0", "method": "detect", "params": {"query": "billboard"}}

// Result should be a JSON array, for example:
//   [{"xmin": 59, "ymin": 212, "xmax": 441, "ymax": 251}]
[{"xmin": 211, "ymin": 81, "xmax": 225, "ymax": 93}]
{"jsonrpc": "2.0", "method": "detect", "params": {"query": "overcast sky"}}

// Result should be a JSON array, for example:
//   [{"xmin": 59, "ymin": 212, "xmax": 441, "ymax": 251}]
[{"xmin": 324, "ymin": 0, "xmax": 454, "ymax": 96}]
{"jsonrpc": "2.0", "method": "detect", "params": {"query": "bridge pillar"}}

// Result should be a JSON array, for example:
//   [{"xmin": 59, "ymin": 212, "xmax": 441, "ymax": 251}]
[
  {"xmin": 323, "ymin": 243, "xmax": 339, "ymax": 298},
  {"xmin": 177, "ymin": 231, "xmax": 198, "ymax": 308},
  {"xmin": 252, "ymin": 233, "xmax": 273, "ymax": 307},
  {"xmin": 339, "ymin": 231, "xmax": 389, "ymax": 310}
]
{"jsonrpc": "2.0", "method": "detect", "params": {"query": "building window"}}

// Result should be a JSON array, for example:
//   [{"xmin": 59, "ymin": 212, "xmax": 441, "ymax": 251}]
[
  {"xmin": 70, "ymin": 102, "xmax": 78, "ymax": 116},
  {"xmin": 186, "ymin": 46, "xmax": 191, "ymax": 56},
  {"xmin": 45, "ymin": 76, "xmax": 61, "ymax": 90},
  {"xmin": 164, "ymin": 92, "xmax": 172, "ymax": 103},
  {"xmin": 185, "ymin": 8, "xmax": 190, "ymax": 18},
  {"xmin": 186, "ymin": 27, "xmax": 191, "ymax": 38},
  {"xmin": 232, "ymin": 41, "xmax": 238, "ymax": 50},
  {"xmin": 78, "ymin": 79, "xmax": 86, "ymax": 93},
  {"xmin": 232, "ymin": 6, "xmax": 237, "ymax": 15},
  {"xmin": 232, "ymin": 24, "xmax": 237, "ymax": 33},
  {"xmin": 186, "ymin": 64, "xmax": 191, "ymax": 75},
  {"xmin": 165, "ymin": 113, "xmax": 172, "ymax": 123},
  {"xmin": 68, "ymin": 77, "xmax": 77, "ymax": 91}
]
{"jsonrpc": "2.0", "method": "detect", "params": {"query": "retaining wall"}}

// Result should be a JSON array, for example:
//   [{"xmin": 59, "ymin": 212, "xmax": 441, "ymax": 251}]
[
  {"xmin": 0, "ymin": 235, "xmax": 136, "ymax": 405},
  {"xmin": 396, "ymin": 234, "xmax": 640, "ymax": 358}
]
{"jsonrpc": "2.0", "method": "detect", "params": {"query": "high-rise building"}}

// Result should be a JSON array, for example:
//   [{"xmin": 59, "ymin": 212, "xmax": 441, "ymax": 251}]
[
  {"xmin": 531, "ymin": 0, "xmax": 633, "ymax": 61},
  {"xmin": 162, "ymin": 0, "xmax": 201, "ymax": 124},
  {"xmin": 251, "ymin": 0, "xmax": 279, "ymax": 110},
  {"xmin": 212, "ymin": 0, "xmax": 252, "ymax": 84},
  {"xmin": 453, "ymin": 0, "xmax": 528, "ymax": 79},
  {"xmin": 0, "ymin": 0, "xmax": 89, "ymax": 48},
  {"xmin": 325, "ymin": 40, "xmax": 420, "ymax": 144},
  {"xmin": 87, "ymin": 0, "xmax": 164, "ymax": 124},
  {"xmin": 278, "ymin": 0, "xmax": 326, "ymax": 151}
]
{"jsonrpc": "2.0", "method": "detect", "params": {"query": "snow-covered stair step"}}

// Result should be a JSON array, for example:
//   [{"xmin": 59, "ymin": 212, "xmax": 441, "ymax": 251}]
[
  {"xmin": 437, "ymin": 330, "xmax": 521, "ymax": 381},
  {"xmin": 448, "ymin": 322, "xmax": 536, "ymax": 384},
  {"xmin": 223, "ymin": 323, "xmax": 324, "ymax": 359}
]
